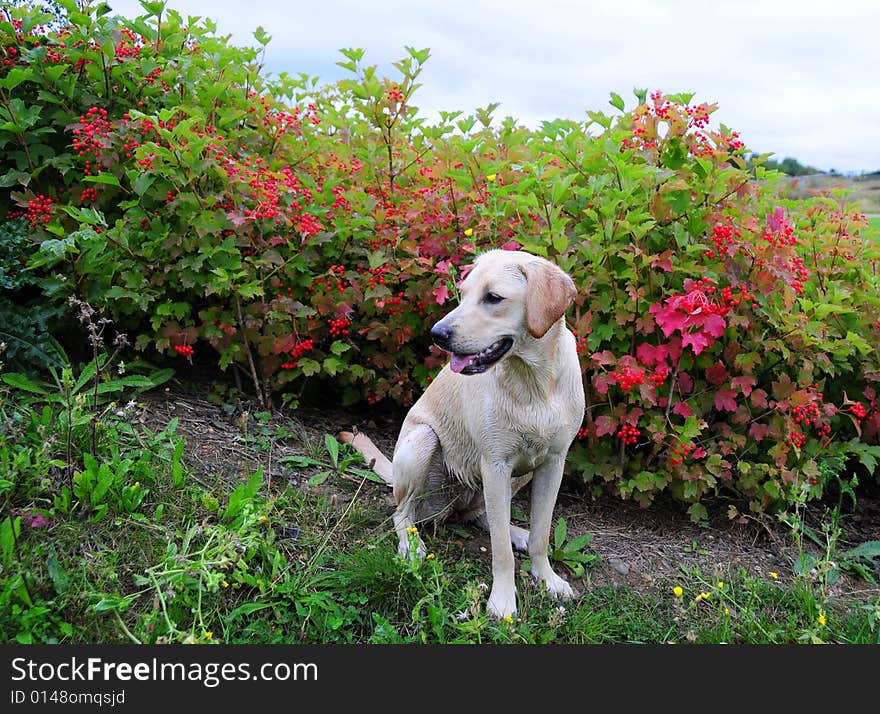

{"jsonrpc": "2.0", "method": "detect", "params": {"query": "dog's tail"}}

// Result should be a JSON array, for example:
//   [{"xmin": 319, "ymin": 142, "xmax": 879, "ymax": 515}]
[{"xmin": 337, "ymin": 430, "xmax": 393, "ymax": 485}]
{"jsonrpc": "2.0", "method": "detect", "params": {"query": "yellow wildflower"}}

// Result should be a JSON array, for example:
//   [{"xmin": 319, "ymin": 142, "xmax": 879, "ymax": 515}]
[
  {"xmin": 504, "ymin": 615, "xmax": 513, "ymax": 623},
  {"xmin": 406, "ymin": 526, "xmax": 418, "ymax": 534},
  {"xmin": 769, "ymin": 571, "xmax": 778, "ymax": 579},
  {"xmin": 426, "ymin": 553, "xmax": 435, "ymax": 560},
  {"xmin": 724, "ymin": 607, "xmax": 730, "ymax": 617},
  {"xmin": 717, "ymin": 581, "xmax": 724, "ymax": 589},
  {"xmin": 486, "ymin": 173, "xmax": 497, "ymax": 182},
  {"xmin": 818, "ymin": 614, "xmax": 826, "ymax": 627},
  {"xmin": 673, "ymin": 586, "xmax": 683, "ymax": 598},
  {"xmin": 204, "ymin": 631, "xmax": 213, "ymax": 640},
  {"xmin": 463, "ymin": 228, "xmax": 473, "ymax": 237},
  {"xmin": 221, "ymin": 581, "xmax": 229, "ymax": 588},
  {"xmin": 258, "ymin": 516, "xmax": 267, "ymax": 522}
]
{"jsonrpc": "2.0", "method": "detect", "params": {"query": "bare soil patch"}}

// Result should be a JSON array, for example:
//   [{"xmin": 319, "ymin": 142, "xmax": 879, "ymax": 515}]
[{"xmin": 138, "ymin": 390, "xmax": 880, "ymax": 600}]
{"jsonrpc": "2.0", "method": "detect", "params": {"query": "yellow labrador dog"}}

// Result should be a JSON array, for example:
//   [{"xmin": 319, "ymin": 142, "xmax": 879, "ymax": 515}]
[{"xmin": 339, "ymin": 249, "xmax": 584, "ymax": 618}]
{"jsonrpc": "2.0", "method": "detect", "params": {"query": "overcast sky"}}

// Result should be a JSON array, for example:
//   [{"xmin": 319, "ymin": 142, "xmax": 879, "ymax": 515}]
[{"xmin": 105, "ymin": 0, "xmax": 880, "ymax": 174}]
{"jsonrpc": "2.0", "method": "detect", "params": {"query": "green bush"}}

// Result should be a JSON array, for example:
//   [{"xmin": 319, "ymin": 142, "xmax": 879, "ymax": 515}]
[{"xmin": 2, "ymin": 1, "xmax": 878, "ymax": 515}]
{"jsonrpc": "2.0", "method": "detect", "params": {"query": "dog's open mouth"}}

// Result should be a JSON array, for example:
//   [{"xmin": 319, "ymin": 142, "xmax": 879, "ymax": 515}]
[{"xmin": 448, "ymin": 337, "xmax": 514, "ymax": 375}]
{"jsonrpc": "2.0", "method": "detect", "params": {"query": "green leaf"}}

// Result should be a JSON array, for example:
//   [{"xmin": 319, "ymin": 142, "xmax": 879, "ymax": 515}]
[
  {"xmin": 297, "ymin": 358, "xmax": 320, "ymax": 376},
  {"xmin": 0, "ymin": 516, "xmax": 21, "ymax": 568},
  {"xmin": 1, "ymin": 372, "xmax": 49, "ymax": 394},
  {"xmin": 322, "ymin": 356, "xmax": 344, "ymax": 376},
  {"xmin": 844, "ymin": 540, "xmax": 880, "ymax": 562},
  {"xmin": 227, "ymin": 601, "xmax": 277, "ymax": 621},
  {"xmin": 132, "ymin": 172, "xmax": 155, "ymax": 197},
  {"xmin": 609, "ymin": 92, "xmax": 625, "ymax": 111},
  {"xmin": 554, "ymin": 517, "xmax": 567, "ymax": 550},
  {"xmin": 330, "ymin": 340, "xmax": 351, "ymax": 355},
  {"xmin": 348, "ymin": 467, "xmax": 386, "ymax": 484},
  {"xmin": 83, "ymin": 173, "xmax": 120, "ymax": 188},
  {"xmin": 564, "ymin": 533, "xmax": 594, "ymax": 552},
  {"xmin": 308, "ymin": 470, "xmax": 331, "ymax": 486},
  {"xmin": 687, "ymin": 502, "xmax": 709, "ymax": 525},
  {"xmin": 0, "ymin": 67, "xmax": 31, "ymax": 91},
  {"xmin": 92, "ymin": 594, "xmax": 136, "ymax": 612},
  {"xmin": 324, "ymin": 433, "xmax": 340, "ymax": 467}
]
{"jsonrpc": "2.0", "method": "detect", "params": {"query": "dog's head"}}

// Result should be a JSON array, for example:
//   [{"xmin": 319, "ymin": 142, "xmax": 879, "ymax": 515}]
[{"xmin": 431, "ymin": 250, "xmax": 577, "ymax": 375}]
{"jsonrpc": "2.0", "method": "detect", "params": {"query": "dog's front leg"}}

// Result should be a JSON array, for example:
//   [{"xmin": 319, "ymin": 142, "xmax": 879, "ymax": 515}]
[
  {"xmin": 529, "ymin": 455, "xmax": 575, "ymax": 599},
  {"xmin": 480, "ymin": 457, "xmax": 517, "ymax": 619}
]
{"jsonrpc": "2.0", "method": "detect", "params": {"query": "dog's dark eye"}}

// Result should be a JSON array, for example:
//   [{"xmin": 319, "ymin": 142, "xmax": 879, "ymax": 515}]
[{"xmin": 483, "ymin": 292, "xmax": 505, "ymax": 304}]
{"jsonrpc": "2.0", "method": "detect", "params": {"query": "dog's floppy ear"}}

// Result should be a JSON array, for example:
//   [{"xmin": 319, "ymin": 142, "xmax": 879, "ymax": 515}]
[{"xmin": 520, "ymin": 259, "xmax": 577, "ymax": 338}]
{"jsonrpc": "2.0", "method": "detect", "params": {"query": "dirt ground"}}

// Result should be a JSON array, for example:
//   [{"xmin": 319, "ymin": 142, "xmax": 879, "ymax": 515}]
[{"xmin": 139, "ymin": 389, "xmax": 880, "ymax": 600}]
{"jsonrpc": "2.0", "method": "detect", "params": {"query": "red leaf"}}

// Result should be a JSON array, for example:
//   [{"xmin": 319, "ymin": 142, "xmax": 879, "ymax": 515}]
[
  {"xmin": 594, "ymin": 415, "xmax": 617, "ymax": 437},
  {"xmin": 432, "ymin": 284, "xmax": 450, "ymax": 305},
  {"xmin": 701, "ymin": 313, "xmax": 726, "ymax": 338},
  {"xmin": 650, "ymin": 250, "xmax": 674, "ymax": 272},
  {"xmin": 272, "ymin": 335, "xmax": 296, "ymax": 355},
  {"xmin": 637, "ymin": 342, "xmax": 668, "ymax": 366},
  {"xmin": 749, "ymin": 388, "xmax": 769, "ymax": 409},
  {"xmin": 771, "ymin": 374, "xmax": 796, "ymax": 400},
  {"xmin": 714, "ymin": 388, "xmax": 738, "ymax": 412},
  {"xmin": 650, "ymin": 301, "xmax": 687, "ymax": 337},
  {"xmin": 749, "ymin": 423, "xmax": 770, "ymax": 442},
  {"xmin": 672, "ymin": 402, "xmax": 692, "ymax": 418},
  {"xmin": 732, "ymin": 376, "xmax": 756, "ymax": 396},
  {"xmin": 705, "ymin": 362, "xmax": 729, "ymax": 385},
  {"xmin": 682, "ymin": 331, "xmax": 711, "ymax": 355},
  {"xmin": 590, "ymin": 350, "xmax": 617, "ymax": 367},
  {"xmin": 593, "ymin": 373, "xmax": 614, "ymax": 395},
  {"xmin": 677, "ymin": 371, "xmax": 694, "ymax": 394}
]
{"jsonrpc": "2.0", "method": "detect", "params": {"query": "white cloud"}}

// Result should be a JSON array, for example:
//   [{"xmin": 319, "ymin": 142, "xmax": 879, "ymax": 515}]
[{"xmin": 106, "ymin": 0, "xmax": 880, "ymax": 172}]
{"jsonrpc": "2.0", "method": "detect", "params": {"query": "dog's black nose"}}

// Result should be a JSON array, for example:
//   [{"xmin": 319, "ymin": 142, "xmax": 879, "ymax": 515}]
[{"xmin": 430, "ymin": 322, "xmax": 453, "ymax": 348}]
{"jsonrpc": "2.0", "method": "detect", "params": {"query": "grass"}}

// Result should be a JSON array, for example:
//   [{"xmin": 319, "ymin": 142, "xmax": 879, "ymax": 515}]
[
  {"xmin": 3, "ymin": 374, "xmax": 879, "ymax": 645},
  {"xmin": 2, "ymin": 310, "xmax": 879, "ymax": 645}
]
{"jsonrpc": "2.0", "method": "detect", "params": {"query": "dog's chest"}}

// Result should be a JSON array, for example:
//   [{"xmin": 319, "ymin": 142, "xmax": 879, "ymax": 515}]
[{"xmin": 511, "ymin": 431, "xmax": 552, "ymax": 474}]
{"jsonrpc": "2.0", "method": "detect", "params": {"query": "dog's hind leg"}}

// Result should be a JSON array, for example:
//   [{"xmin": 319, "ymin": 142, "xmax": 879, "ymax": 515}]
[{"xmin": 391, "ymin": 423, "xmax": 441, "ymax": 560}]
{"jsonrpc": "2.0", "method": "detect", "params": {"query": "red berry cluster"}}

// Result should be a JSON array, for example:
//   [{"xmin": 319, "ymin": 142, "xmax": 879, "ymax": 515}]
[
  {"xmin": 788, "ymin": 382, "xmax": 830, "ymax": 446},
  {"xmin": 613, "ymin": 366, "xmax": 667, "ymax": 392},
  {"xmin": 173, "ymin": 344, "xmax": 194, "ymax": 357},
  {"xmin": 705, "ymin": 223, "xmax": 743, "ymax": 259},
  {"xmin": 789, "ymin": 256, "xmax": 809, "ymax": 294},
  {"xmin": 71, "ymin": 107, "xmax": 113, "ymax": 172},
  {"xmin": 80, "ymin": 186, "xmax": 98, "ymax": 204},
  {"xmin": 281, "ymin": 338, "xmax": 315, "ymax": 369},
  {"xmin": 386, "ymin": 84, "xmax": 405, "ymax": 103},
  {"xmin": 329, "ymin": 316, "xmax": 350, "ymax": 337},
  {"xmin": 576, "ymin": 426, "xmax": 590, "ymax": 440},
  {"xmin": 113, "ymin": 28, "xmax": 143, "ymax": 59},
  {"xmin": 26, "ymin": 194, "xmax": 53, "ymax": 227},
  {"xmin": 613, "ymin": 367, "xmax": 646, "ymax": 392},
  {"xmin": 668, "ymin": 441, "xmax": 694, "ymax": 466},
  {"xmin": 308, "ymin": 266, "xmax": 349, "ymax": 295},
  {"xmin": 570, "ymin": 329, "xmax": 589, "ymax": 355},
  {"xmin": 788, "ymin": 431, "xmax": 806, "ymax": 449},
  {"xmin": 2, "ymin": 44, "xmax": 19, "ymax": 68},
  {"xmin": 617, "ymin": 424, "xmax": 640, "ymax": 446},
  {"xmin": 851, "ymin": 402, "xmax": 868, "ymax": 420},
  {"xmin": 364, "ymin": 222, "xmax": 398, "ymax": 251},
  {"xmin": 377, "ymin": 292, "xmax": 426, "ymax": 318}
]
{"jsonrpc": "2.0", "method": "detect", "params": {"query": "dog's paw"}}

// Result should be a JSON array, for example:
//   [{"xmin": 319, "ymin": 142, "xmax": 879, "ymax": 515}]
[
  {"xmin": 487, "ymin": 587, "xmax": 518, "ymax": 621},
  {"xmin": 538, "ymin": 571, "xmax": 576, "ymax": 599},
  {"xmin": 509, "ymin": 525, "xmax": 530, "ymax": 552},
  {"xmin": 397, "ymin": 536, "xmax": 426, "ymax": 561}
]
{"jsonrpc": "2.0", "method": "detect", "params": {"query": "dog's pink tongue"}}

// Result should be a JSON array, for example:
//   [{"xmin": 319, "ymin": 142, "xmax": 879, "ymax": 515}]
[{"xmin": 449, "ymin": 353, "xmax": 472, "ymax": 373}]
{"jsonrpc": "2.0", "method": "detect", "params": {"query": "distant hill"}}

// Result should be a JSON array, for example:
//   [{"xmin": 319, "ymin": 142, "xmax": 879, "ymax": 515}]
[
  {"xmin": 758, "ymin": 156, "xmax": 822, "ymax": 177},
  {"xmin": 779, "ymin": 173, "xmax": 880, "ymax": 214}
]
